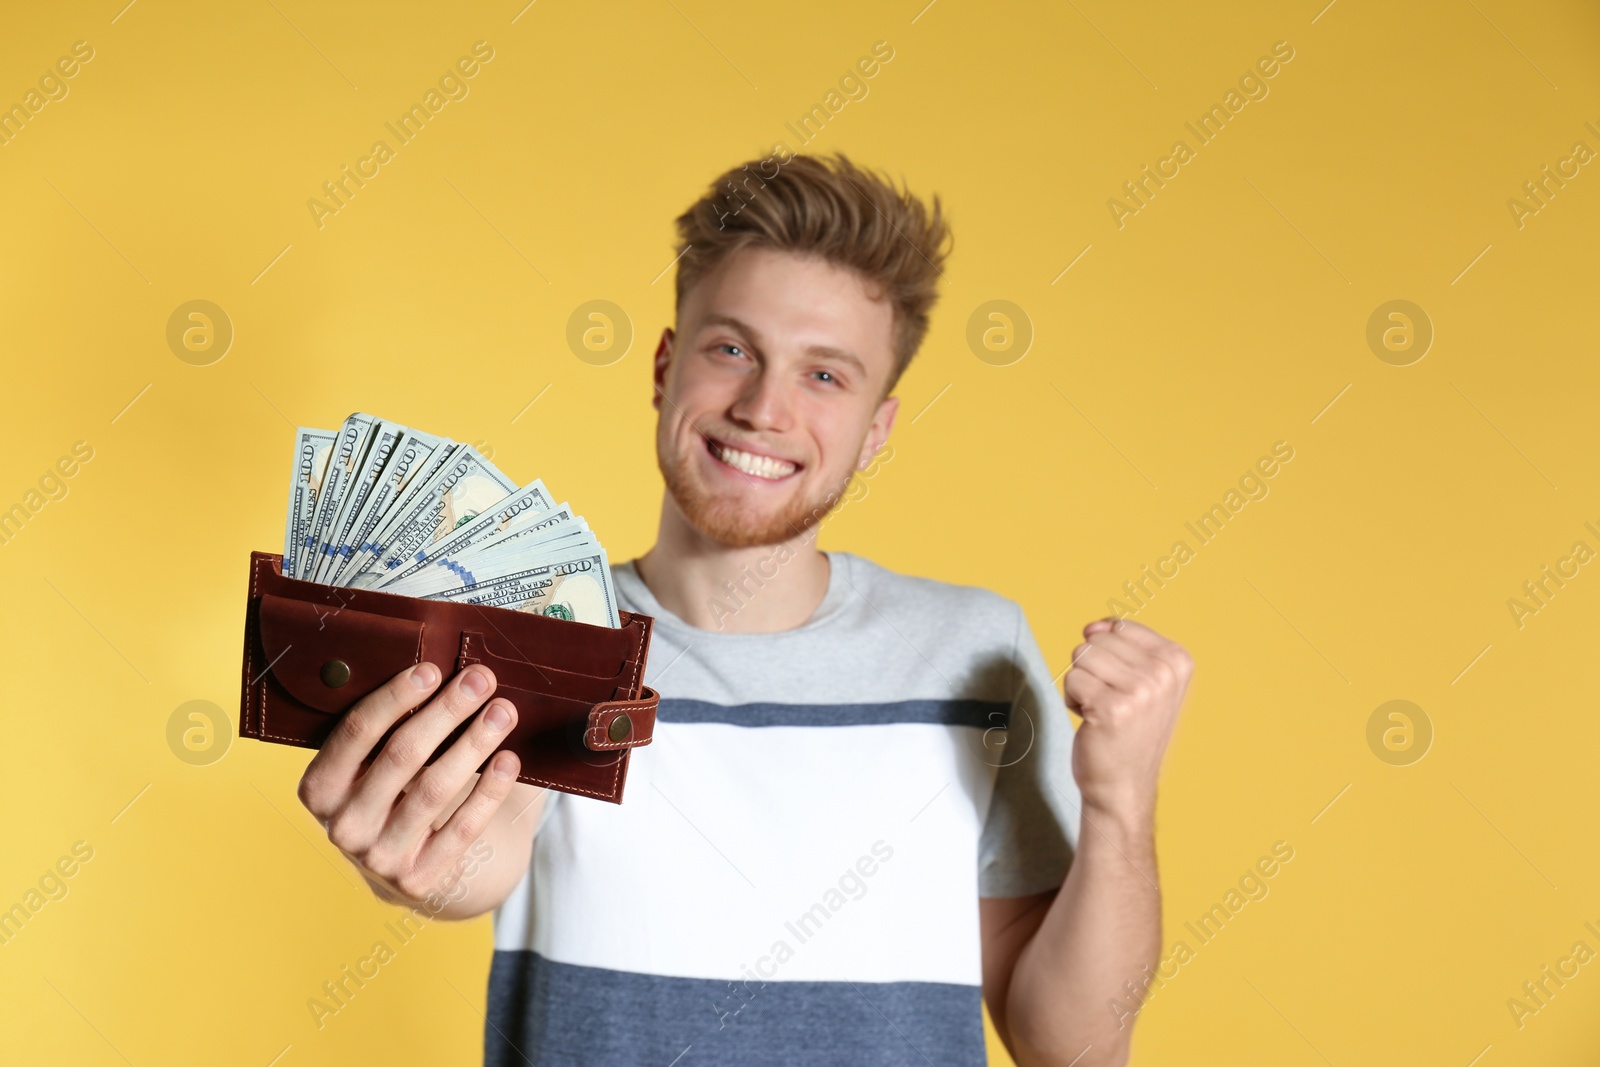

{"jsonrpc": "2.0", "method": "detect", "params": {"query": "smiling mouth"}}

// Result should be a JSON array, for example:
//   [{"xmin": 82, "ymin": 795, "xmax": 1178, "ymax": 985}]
[{"xmin": 705, "ymin": 436, "xmax": 799, "ymax": 480}]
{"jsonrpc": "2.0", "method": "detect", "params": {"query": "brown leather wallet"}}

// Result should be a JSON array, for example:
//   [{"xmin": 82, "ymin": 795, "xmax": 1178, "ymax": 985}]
[{"xmin": 238, "ymin": 551, "xmax": 659, "ymax": 803}]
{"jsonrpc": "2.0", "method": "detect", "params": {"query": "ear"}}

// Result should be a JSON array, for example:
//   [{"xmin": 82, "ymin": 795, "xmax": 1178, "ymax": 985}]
[
  {"xmin": 651, "ymin": 327, "xmax": 674, "ymax": 412},
  {"xmin": 856, "ymin": 393, "xmax": 899, "ymax": 470}
]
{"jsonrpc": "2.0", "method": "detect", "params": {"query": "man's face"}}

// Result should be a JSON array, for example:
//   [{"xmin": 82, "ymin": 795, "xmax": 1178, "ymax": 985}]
[{"xmin": 653, "ymin": 245, "xmax": 901, "ymax": 548}]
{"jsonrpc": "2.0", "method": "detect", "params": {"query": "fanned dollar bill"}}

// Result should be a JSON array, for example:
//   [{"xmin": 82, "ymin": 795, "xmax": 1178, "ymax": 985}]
[
  {"xmin": 311, "ymin": 419, "xmax": 406, "ymax": 584},
  {"xmin": 382, "ymin": 508, "xmax": 589, "ymax": 597},
  {"xmin": 324, "ymin": 428, "xmax": 446, "ymax": 586},
  {"xmin": 419, "ymin": 549, "xmax": 620, "ymax": 627},
  {"xmin": 283, "ymin": 427, "xmax": 336, "ymax": 579},
  {"xmin": 338, "ymin": 440, "xmax": 461, "ymax": 584},
  {"xmin": 298, "ymin": 413, "xmax": 377, "ymax": 580},
  {"xmin": 355, "ymin": 445, "xmax": 518, "ymax": 584},
  {"xmin": 433, "ymin": 499, "xmax": 582, "ymax": 564},
  {"xmin": 372, "ymin": 479, "xmax": 554, "ymax": 590},
  {"xmin": 277, "ymin": 413, "xmax": 620, "ymax": 626}
]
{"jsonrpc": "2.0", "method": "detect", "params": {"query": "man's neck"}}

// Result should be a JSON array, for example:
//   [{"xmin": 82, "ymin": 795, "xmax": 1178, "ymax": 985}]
[{"xmin": 633, "ymin": 497, "xmax": 831, "ymax": 633}]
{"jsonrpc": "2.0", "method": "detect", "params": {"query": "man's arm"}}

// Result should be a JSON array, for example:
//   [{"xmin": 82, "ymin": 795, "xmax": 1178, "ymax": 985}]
[
  {"xmin": 981, "ymin": 618, "xmax": 1191, "ymax": 1067},
  {"xmin": 982, "ymin": 810, "xmax": 1160, "ymax": 1066}
]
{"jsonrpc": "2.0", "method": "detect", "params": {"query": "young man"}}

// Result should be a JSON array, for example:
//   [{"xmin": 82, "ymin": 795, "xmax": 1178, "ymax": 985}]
[{"xmin": 297, "ymin": 153, "xmax": 1193, "ymax": 1066}]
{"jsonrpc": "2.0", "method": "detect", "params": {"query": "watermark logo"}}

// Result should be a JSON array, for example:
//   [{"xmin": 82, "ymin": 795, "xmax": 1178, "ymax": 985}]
[
  {"xmin": 167, "ymin": 699, "xmax": 232, "ymax": 766},
  {"xmin": 567, "ymin": 299, "xmax": 632, "ymax": 366},
  {"xmin": 1365, "ymin": 300, "xmax": 1431, "ymax": 366},
  {"xmin": 1506, "ymin": 920, "xmax": 1600, "ymax": 1031},
  {"xmin": 0, "ymin": 840, "xmax": 95, "ymax": 949},
  {"xmin": 306, "ymin": 41, "xmax": 496, "ymax": 230},
  {"xmin": 1366, "ymin": 699, "xmax": 1431, "ymax": 766},
  {"xmin": 1507, "ymin": 524, "xmax": 1597, "ymax": 629},
  {"xmin": 0, "ymin": 440, "xmax": 94, "ymax": 549},
  {"xmin": 966, "ymin": 299, "xmax": 1032, "ymax": 366},
  {"xmin": 306, "ymin": 839, "xmax": 495, "ymax": 1030},
  {"xmin": 973, "ymin": 697, "xmax": 1035, "ymax": 769},
  {"xmin": 1106, "ymin": 40, "xmax": 1296, "ymax": 229},
  {"xmin": 0, "ymin": 40, "xmax": 95, "ymax": 149},
  {"xmin": 711, "ymin": 840, "xmax": 894, "ymax": 1031},
  {"xmin": 779, "ymin": 41, "xmax": 895, "ymax": 148},
  {"xmin": 166, "ymin": 300, "xmax": 233, "ymax": 366},
  {"xmin": 1107, "ymin": 441, "xmax": 1294, "ymax": 619},
  {"xmin": 1507, "ymin": 123, "xmax": 1598, "ymax": 230},
  {"xmin": 1109, "ymin": 839, "xmax": 1295, "ymax": 1028}
]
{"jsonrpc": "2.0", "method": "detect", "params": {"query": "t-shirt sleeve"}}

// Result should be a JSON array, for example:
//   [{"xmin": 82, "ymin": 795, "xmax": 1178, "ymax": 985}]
[{"xmin": 976, "ymin": 602, "xmax": 1082, "ymax": 898}]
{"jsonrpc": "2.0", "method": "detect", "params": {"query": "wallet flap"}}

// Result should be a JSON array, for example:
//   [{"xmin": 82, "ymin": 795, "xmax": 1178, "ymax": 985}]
[
  {"xmin": 258, "ymin": 593, "xmax": 425, "ymax": 714},
  {"xmin": 583, "ymin": 687, "xmax": 660, "ymax": 751}
]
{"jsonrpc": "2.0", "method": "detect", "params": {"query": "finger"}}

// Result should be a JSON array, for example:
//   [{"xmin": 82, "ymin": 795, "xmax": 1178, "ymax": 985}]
[
  {"xmin": 1091, "ymin": 616, "xmax": 1170, "ymax": 654},
  {"xmin": 1103, "ymin": 619, "xmax": 1193, "ymax": 679},
  {"xmin": 1071, "ymin": 648, "xmax": 1139, "ymax": 692},
  {"xmin": 1071, "ymin": 634, "xmax": 1145, "ymax": 689},
  {"xmin": 344, "ymin": 665, "xmax": 498, "ymax": 829},
  {"xmin": 1078, "ymin": 629, "xmax": 1145, "ymax": 667},
  {"xmin": 379, "ymin": 696, "xmax": 518, "ymax": 850},
  {"xmin": 299, "ymin": 661, "xmax": 442, "ymax": 817},
  {"xmin": 415, "ymin": 749, "xmax": 521, "ymax": 880},
  {"xmin": 394, "ymin": 768, "xmax": 475, "ymax": 830},
  {"xmin": 1064, "ymin": 664, "xmax": 1114, "ymax": 715}
]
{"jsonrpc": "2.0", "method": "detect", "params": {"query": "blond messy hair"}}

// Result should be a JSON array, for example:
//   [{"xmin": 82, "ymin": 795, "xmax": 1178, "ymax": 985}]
[{"xmin": 672, "ymin": 151, "xmax": 952, "ymax": 394}]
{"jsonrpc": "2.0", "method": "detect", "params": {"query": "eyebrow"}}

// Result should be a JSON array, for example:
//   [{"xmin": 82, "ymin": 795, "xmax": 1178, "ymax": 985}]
[{"xmin": 698, "ymin": 313, "xmax": 870, "ymax": 378}]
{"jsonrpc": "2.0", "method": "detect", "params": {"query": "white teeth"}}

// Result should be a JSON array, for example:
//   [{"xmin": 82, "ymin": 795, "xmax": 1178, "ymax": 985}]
[{"xmin": 714, "ymin": 443, "xmax": 796, "ymax": 479}]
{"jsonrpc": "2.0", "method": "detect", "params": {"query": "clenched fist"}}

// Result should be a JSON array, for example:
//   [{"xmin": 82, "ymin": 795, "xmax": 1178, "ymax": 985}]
[{"xmin": 1064, "ymin": 617, "xmax": 1193, "ymax": 823}]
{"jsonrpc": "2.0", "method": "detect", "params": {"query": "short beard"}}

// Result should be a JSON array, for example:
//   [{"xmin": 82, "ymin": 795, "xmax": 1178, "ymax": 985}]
[{"xmin": 659, "ymin": 438, "xmax": 853, "ymax": 549}]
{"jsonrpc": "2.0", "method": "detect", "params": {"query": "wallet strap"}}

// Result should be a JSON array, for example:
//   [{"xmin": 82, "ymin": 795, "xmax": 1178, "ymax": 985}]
[{"xmin": 584, "ymin": 686, "xmax": 660, "ymax": 751}]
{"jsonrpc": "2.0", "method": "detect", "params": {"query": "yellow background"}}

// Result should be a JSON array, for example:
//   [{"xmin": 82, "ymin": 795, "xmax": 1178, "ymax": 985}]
[{"xmin": 2, "ymin": 1, "xmax": 1597, "ymax": 1063}]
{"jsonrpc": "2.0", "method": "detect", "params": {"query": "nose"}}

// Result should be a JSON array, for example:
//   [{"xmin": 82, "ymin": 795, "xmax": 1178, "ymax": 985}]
[{"xmin": 727, "ymin": 364, "xmax": 793, "ymax": 432}]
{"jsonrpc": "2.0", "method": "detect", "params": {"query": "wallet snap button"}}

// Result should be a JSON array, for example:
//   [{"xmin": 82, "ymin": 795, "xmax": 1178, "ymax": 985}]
[
  {"xmin": 607, "ymin": 713, "xmax": 631, "ymax": 743},
  {"xmin": 320, "ymin": 659, "xmax": 352, "ymax": 687}
]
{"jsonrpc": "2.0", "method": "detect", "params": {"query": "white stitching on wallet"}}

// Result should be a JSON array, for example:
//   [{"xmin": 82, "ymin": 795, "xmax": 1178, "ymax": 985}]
[
  {"xmin": 253, "ymin": 573, "xmax": 643, "ymax": 799},
  {"xmin": 256, "ymin": 556, "xmax": 303, "ymax": 742},
  {"xmin": 246, "ymin": 556, "xmax": 261, "ymax": 738},
  {"xmin": 459, "ymin": 629, "xmax": 625, "ymax": 799},
  {"xmin": 623, "ymin": 615, "xmax": 646, "ymax": 696},
  {"xmin": 583, "ymin": 696, "xmax": 658, "ymax": 750}
]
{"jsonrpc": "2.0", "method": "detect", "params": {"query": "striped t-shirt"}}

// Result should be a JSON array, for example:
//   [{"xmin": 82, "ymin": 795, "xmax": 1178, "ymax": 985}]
[{"xmin": 484, "ymin": 551, "xmax": 1081, "ymax": 1066}]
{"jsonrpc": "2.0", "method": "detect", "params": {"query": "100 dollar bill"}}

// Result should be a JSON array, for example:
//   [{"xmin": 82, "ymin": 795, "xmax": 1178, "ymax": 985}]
[
  {"xmin": 337, "ymin": 440, "xmax": 461, "ymax": 583},
  {"xmin": 283, "ymin": 428, "xmax": 336, "ymax": 578},
  {"xmin": 311, "ymin": 419, "xmax": 405, "ymax": 583},
  {"xmin": 298, "ymin": 413, "xmax": 376, "ymax": 579},
  {"xmin": 356, "ymin": 446, "xmax": 517, "ymax": 584},
  {"xmin": 374, "ymin": 479, "xmax": 553, "ymax": 589},
  {"xmin": 384, "ymin": 509, "xmax": 588, "ymax": 597},
  {"xmin": 421, "ymin": 550, "xmax": 619, "ymax": 627},
  {"xmin": 324, "ymin": 428, "xmax": 446, "ymax": 585}
]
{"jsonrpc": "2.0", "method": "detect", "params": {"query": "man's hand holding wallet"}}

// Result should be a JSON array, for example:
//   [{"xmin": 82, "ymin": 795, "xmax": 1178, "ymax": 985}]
[{"xmin": 297, "ymin": 656, "xmax": 532, "ymax": 917}]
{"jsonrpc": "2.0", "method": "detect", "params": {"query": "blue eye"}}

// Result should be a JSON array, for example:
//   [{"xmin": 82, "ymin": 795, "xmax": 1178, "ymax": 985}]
[
  {"xmin": 814, "ymin": 370, "xmax": 835, "ymax": 383},
  {"xmin": 718, "ymin": 343, "xmax": 744, "ymax": 357}
]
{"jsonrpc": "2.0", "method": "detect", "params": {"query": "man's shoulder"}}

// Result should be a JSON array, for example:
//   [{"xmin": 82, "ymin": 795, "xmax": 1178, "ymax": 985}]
[{"xmin": 836, "ymin": 551, "xmax": 1021, "ymax": 634}]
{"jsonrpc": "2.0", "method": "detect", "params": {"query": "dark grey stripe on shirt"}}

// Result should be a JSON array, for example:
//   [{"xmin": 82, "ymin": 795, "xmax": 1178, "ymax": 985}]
[
  {"xmin": 485, "ymin": 950, "xmax": 985, "ymax": 1067},
  {"xmin": 656, "ymin": 698, "xmax": 1008, "ymax": 729}
]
